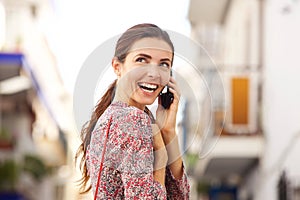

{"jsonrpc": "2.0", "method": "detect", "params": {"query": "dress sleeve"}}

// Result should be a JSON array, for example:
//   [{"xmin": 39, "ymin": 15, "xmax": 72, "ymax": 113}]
[
  {"xmin": 165, "ymin": 165, "xmax": 190, "ymax": 199},
  {"xmin": 115, "ymin": 109, "xmax": 167, "ymax": 199}
]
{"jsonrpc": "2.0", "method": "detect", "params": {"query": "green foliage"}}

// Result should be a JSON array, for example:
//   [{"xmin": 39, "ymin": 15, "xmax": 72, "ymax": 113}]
[
  {"xmin": 0, "ymin": 128, "xmax": 11, "ymax": 141},
  {"xmin": 185, "ymin": 153, "xmax": 198, "ymax": 169},
  {"xmin": 0, "ymin": 160, "xmax": 20, "ymax": 191},
  {"xmin": 0, "ymin": 154, "xmax": 49, "ymax": 192},
  {"xmin": 23, "ymin": 154, "xmax": 49, "ymax": 181},
  {"xmin": 196, "ymin": 181, "xmax": 210, "ymax": 194}
]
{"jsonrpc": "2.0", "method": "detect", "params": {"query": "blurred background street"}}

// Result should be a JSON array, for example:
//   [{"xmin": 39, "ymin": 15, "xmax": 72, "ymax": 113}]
[{"xmin": 0, "ymin": 0, "xmax": 300, "ymax": 199}]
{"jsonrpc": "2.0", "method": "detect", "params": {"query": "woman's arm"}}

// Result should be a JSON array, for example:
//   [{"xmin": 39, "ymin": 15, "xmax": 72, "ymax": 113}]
[
  {"xmin": 159, "ymin": 125, "xmax": 190, "ymax": 200},
  {"xmin": 152, "ymin": 124, "xmax": 168, "ymax": 185},
  {"xmin": 162, "ymin": 131, "xmax": 184, "ymax": 179},
  {"xmin": 156, "ymin": 77, "xmax": 190, "ymax": 199},
  {"xmin": 156, "ymin": 76, "xmax": 184, "ymax": 179}
]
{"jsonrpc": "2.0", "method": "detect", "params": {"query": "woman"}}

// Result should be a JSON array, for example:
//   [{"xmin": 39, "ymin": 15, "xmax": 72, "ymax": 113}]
[{"xmin": 76, "ymin": 23, "xmax": 190, "ymax": 199}]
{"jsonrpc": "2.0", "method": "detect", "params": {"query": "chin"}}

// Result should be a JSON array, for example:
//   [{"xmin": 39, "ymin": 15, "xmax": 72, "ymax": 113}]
[
  {"xmin": 140, "ymin": 98, "xmax": 156, "ymax": 106},
  {"xmin": 134, "ymin": 92, "xmax": 159, "ymax": 106},
  {"xmin": 133, "ymin": 98, "xmax": 156, "ymax": 108}
]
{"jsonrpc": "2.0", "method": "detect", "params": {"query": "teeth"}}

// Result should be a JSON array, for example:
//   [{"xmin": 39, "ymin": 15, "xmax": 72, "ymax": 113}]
[
  {"xmin": 139, "ymin": 83, "xmax": 158, "ymax": 90},
  {"xmin": 141, "ymin": 88, "xmax": 155, "ymax": 93}
]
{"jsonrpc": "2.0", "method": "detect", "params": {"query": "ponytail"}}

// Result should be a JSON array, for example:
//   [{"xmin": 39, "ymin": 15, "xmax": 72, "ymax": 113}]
[{"xmin": 75, "ymin": 79, "xmax": 117, "ymax": 193}]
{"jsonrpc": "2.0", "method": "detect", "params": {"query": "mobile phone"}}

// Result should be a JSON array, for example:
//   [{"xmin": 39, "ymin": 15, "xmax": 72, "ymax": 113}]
[{"xmin": 159, "ymin": 70, "xmax": 174, "ymax": 109}]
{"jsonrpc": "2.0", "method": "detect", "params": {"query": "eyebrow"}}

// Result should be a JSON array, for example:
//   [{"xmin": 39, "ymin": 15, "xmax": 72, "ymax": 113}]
[{"xmin": 135, "ymin": 53, "xmax": 172, "ymax": 62}]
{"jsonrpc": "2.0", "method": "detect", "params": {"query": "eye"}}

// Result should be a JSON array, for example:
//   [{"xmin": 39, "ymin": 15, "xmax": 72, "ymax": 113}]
[
  {"xmin": 159, "ymin": 62, "xmax": 170, "ymax": 68},
  {"xmin": 135, "ymin": 57, "xmax": 147, "ymax": 63}
]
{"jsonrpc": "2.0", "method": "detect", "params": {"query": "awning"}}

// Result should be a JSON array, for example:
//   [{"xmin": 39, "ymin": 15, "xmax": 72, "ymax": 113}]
[{"xmin": 0, "ymin": 52, "xmax": 67, "ymax": 153}]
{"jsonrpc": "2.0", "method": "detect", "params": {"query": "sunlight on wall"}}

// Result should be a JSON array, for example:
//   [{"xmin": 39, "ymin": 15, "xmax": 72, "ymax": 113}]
[{"xmin": 0, "ymin": 2, "xmax": 5, "ymax": 49}]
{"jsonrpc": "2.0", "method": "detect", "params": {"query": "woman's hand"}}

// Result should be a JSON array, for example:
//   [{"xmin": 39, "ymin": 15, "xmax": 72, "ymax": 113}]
[{"xmin": 156, "ymin": 77, "xmax": 181, "ymax": 141}]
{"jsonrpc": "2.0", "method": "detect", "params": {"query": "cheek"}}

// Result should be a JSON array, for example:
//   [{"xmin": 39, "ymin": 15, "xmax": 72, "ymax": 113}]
[
  {"xmin": 159, "ymin": 70, "xmax": 170, "ymax": 86},
  {"xmin": 127, "ymin": 68, "xmax": 145, "ymax": 82}
]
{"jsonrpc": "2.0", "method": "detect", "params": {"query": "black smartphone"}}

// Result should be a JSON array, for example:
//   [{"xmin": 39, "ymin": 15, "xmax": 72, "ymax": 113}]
[{"xmin": 159, "ymin": 70, "xmax": 174, "ymax": 109}]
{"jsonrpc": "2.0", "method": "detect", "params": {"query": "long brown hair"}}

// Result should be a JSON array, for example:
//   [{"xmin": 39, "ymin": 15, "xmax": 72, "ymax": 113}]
[{"xmin": 75, "ymin": 23, "xmax": 174, "ymax": 193}]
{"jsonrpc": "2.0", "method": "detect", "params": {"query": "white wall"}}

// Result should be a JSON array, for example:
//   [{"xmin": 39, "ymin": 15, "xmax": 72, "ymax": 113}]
[
  {"xmin": 260, "ymin": 0, "xmax": 300, "ymax": 199},
  {"xmin": 0, "ymin": 2, "xmax": 5, "ymax": 49},
  {"xmin": 223, "ymin": 0, "xmax": 260, "ymax": 69},
  {"xmin": 218, "ymin": 0, "xmax": 300, "ymax": 199}
]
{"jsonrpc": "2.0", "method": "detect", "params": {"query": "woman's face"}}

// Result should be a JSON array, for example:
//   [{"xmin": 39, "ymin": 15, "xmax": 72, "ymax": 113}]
[{"xmin": 113, "ymin": 37, "xmax": 173, "ymax": 110}]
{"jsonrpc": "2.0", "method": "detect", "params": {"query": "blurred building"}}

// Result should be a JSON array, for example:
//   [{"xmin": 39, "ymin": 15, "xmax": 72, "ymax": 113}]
[
  {"xmin": 2, "ymin": 0, "xmax": 300, "ymax": 200},
  {"xmin": 187, "ymin": 0, "xmax": 300, "ymax": 199},
  {"xmin": 0, "ymin": 0, "xmax": 80, "ymax": 199}
]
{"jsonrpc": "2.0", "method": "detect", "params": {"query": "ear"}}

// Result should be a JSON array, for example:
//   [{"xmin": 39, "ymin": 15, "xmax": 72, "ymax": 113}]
[{"xmin": 112, "ymin": 57, "xmax": 121, "ymax": 77}]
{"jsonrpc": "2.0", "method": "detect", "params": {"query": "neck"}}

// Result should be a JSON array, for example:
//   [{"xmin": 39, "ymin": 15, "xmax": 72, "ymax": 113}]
[{"xmin": 113, "ymin": 88, "xmax": 145, "ymax": 111}]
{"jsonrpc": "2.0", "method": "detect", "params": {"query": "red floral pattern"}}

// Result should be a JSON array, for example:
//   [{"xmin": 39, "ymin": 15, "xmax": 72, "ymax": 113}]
[{"xmin": 86, "ymin": 101, "xmax": 190, "ymax": 199}]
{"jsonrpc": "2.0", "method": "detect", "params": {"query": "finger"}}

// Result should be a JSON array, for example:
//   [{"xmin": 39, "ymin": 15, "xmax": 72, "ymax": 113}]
[
  {"xmin": 157, "ymin": 94, "xmax": 162, "ymax": 104},
  {"xmin": 169, "ymin": 76, "xmax": 176, "ymax": 83},
  {"xmin": 168, "ymin": 87, "xmax": 180, "ymax": 108},
  {"xmin": 156, "ymin": 105, "xmax": 167, "ymax": 117},
  {"xmin": 168, "ymin": 84, "xmax": 180, "ymax": 98},
  {"xmin": 168, "ymin": 87, "xmax": 180, "ymax": 100},
  {"xmin": 167, "ymin": 79, "xmax": 180, "ymax": 96}
]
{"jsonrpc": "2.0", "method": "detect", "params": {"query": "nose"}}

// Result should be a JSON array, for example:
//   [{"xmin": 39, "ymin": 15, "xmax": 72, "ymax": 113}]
[{"xmin": 147, "ymin": 64, "xmax": 161, "ymax": 79}]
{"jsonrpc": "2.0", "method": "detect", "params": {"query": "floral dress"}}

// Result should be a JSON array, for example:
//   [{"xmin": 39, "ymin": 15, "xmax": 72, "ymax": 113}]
[{"xmin": 86, "ymin": 101, "xmax": 190, "ymax": 199}]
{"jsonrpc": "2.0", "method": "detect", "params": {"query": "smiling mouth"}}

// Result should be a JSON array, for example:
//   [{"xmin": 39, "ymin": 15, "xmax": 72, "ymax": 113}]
[{"xmin": 138, "ymin": 82, "xmax": 158, "ymax": 93}]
